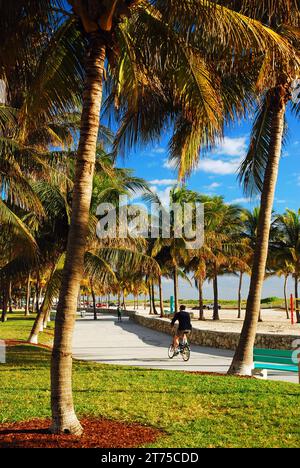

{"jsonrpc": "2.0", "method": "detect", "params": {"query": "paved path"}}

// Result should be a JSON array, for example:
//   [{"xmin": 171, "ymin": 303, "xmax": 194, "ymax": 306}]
[{"xmin": 73, "ymin": 314, "xmax": 298, "ymax": 383}]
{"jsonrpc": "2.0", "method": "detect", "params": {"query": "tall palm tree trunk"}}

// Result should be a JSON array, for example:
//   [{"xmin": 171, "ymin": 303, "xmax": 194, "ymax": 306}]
[
  {"xmin": 37, "ymin": 286, "xmax": 44, "ymax": 317},
  {"xmin": 30, "ymin": 286, "xmax": 36, "ymax": 313},
  {"xmin": 8, "ymin": 280, "xmax": 13, "ymax": 313},
  {"xmin": 198, "ymin": 279, "xmax": 204, "ymax": 321},
  {"xmin": 50, "ymin": 34, "xmax": 106, "ymax": 435},
  {"xmin": 213, "ymin": 265, "xmax": 219, "ymax": 321},
  {"xmin": 122, "ymin": 290, "xmax": 127, "ymax": 310},
  {"xmin": 43, "ymin": 308, "xmax": 51, "ymax": 329},
  {"xmin": 158, "ymin": 276, "xmax": 164, "ymax": 317},
  {"xmin": 90, "ymin": 280, "xmax": 97, "ymax": 320},
  {"xmin": 1, "ymin": 288, "xmax": 8, "ymax": 322},
  {"xmin": 28, "ymin": 299, "xmax": 50, "ymax": 344},
  {"xmin": 295, "ymin": 276, "xmax": 300, "ymax": 323},
  {"xmin": 173, "ymin": 267, "xmax": 179, "ymax": 313},
  {"xmin": 25, "ymin": 274, "xmax": 31, "ymax": 316},
  {"xmin": 148, "ymin": 283, "xmax": 153, "ymax": 315},
  {"xmin": 35, "ymin": 270, "xmax": 41, "ymax": 315},
  {"xmin": 151, "ymin": 282, "xmax": 158, "ymax": 315},
  {"xmin": 229, "ymin": 84, "xmax": 288, "ymax": 375},
  {"xmin": 237, "ymin": 272, "xmax": 243, "ymax": 319},
  {"xmin": 284, "ymin": 275, "xmax": 289, "ymax": 319}
]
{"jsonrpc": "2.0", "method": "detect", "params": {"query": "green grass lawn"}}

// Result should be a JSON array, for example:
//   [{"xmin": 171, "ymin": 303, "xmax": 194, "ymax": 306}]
[
  {"xmin": 0, "ymin": 312, "xmax": 54, "ymax": 346},
  {"xmin": 1, "ymin": 344, "xmax": 300, "ymax": 448}
]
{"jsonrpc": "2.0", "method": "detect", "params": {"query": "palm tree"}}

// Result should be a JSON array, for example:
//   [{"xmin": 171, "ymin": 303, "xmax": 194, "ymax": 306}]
[
  {"xmin": 276, "ymin": 210, "xmax": 300, "ymax": 323},
  {"xmin": 268, "ymin": 254, "xmax": 294, "ymax": 320},
  {"xmin": 24, "ymin": 274, "xmax": 31, "ymax": 317},
  {"xmin": 28, "ymin": 256, "xmax": 65, "ymax": 344},
  {"xmin": 0, "ymin": 3, "xmax": 86, "ymax": 328},
  {"xmin": 26, "ymin": 148, "xmax": 151, "ymax": 343},
  {"xmin": 4, "ymin": 0, "xmax": 292, "ymax": 434},
  {"xmin": 230, "ymin": 236, "xmax": 252, "ymax": 320},
  {"xmin": 228, "ymin": 94, "xmax": 289, "ymax": 373},
  {"xmin": 220, "ymin": 0, "xmax": 300, "ymax": 376},
  {"xmin": 186, "ymin": 256, "xmax": 207, "ymax": 320},
  {"xmin": 145, "ymin": 1, "xmax": 298, "ymax": 374},
  {"xmin": 144, "ymin": 185, "xmax": 201, "ymax": 314},
  {"xmin": 204, "ymin": 196, "xmax": 244, "ymax": 320},
  {"xmin": 238, "ymin": 207, "xmax": 278, "ymax": 321}
]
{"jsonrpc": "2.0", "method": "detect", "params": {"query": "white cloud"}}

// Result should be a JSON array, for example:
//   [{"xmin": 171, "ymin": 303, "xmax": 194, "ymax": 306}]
[
  {"xmin": 163, "ymin": 136, "xmax": 248, "ymax": 176},
  {"xmin": 229, "ymin": 195, "xmax": 260, "ymax": 205},
  {"xmin": 197, "ymin": 158, "xmax": 241, "ymax": 175},
  {"xmin": 229, "ymin": 197, "xmax": 252, "ymax": 204},
  {"xmin": 194, "ymin": 137, "xmax": 248, "ymax": 175},
  {"xmin": 163, "ymin": 159, "xmax": 177, "ymax": 170},
  {"xmin": 276, "ymin": 199, "xmax": 286, "ymax": 204},
  {"xmin": 213, "ymin": 136, "xmax": 248, "ymax": 157},
  {"xmin": 152, "ymin": 147, "xmax": 166, "ymax": 154},
  {"xmin": 149, "ymin": 179, "xmax": 177, "ymax": 186},
  {"xmin": 195, "ymin": 137, "xmax": 248, "ymax": 176},
  {"xmin": 204, "ymin": 182, "xmax": 221, "ymax": 190},
  {"xmin": 150, "ymin": 185, "xmax": 172, "ymax": 207}
]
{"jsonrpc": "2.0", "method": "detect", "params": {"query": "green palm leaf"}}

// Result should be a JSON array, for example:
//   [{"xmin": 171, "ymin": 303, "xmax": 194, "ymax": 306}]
[{"xmin": 238, "ymin": 92, "xmax": 288, "ymax": 196}]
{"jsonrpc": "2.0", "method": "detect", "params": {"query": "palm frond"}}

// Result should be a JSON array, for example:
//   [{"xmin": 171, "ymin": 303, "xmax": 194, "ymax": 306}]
[
  {"xmin": 84, "ymin": 251, "xmax": 117, "ymax": 285},
  {"xmin": 0, "ymin": 199, "xmax": 38, "ymax": 250},
  {"xmin": 97, "ymin": 247, "xmax": 161, "ymax": 277},
  {"xmin": 19, "ymin": 17, "xmax": 85, "ymax": 139},
  {"xmin": 238, "ymin": 92, "xmax": 288, "ymax": 196}
]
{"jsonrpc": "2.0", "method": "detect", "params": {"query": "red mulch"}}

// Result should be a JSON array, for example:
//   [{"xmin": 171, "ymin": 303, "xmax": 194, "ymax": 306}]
[{"xmin": 0, "ymin": 418, "xmax": 162, "ymax": 448}]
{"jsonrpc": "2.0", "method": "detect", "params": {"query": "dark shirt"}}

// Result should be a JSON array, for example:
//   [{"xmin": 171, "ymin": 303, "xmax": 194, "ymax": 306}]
[{"xmin": 171, "ymin": 311, "xmax": 192, "ymax": 331}]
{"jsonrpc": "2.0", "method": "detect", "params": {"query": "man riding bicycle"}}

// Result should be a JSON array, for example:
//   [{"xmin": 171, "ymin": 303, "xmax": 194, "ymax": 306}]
[{"xmin": 171, "ymin": 305, "xmax": 192, "ymax": 352}]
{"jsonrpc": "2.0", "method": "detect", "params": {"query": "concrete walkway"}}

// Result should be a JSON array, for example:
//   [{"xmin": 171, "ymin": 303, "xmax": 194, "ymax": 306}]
[{"xmin": 73, "ymin": 314, "xmax": 298, "ymax": 383}]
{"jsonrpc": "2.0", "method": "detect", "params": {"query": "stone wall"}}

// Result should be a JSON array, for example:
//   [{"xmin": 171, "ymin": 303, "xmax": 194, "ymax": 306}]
[{"xmin": 127, "ymin": 311, "xmax": 300, "ymax": 351}]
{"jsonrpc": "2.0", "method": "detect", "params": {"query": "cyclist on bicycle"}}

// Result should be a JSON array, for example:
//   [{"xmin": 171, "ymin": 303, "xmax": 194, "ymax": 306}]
[{"xmin": 171, "ymin": 305, "xmax": 192, "ymax": 352}]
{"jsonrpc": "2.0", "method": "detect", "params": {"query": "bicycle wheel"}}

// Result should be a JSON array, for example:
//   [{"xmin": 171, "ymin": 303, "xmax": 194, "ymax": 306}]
[
  {"xmin": 182, "ymin": 345, "xmax": 190, "ymax": 362},
  {"xmin": 168, "ymin": 344, "xmax": 175, "ymax": 359}
]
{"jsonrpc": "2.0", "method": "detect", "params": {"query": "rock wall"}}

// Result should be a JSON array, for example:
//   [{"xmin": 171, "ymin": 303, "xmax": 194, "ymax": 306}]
[{"xmin": 127, "ymin": 311, "xmax": 300, "ymax": 351}]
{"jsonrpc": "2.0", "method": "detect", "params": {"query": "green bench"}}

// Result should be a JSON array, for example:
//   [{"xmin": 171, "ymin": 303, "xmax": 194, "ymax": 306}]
[{"xmin": 253, "ymin": 348, "xmax": 300, "ymax": 383}]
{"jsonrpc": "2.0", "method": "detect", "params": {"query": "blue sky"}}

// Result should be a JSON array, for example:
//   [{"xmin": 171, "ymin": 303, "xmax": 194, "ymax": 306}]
[
  {"xmin": 116, "ymin": 110, "xmax": 300, "ymax": 300},
  {"xmin": 117, "ymin": 111, "xmax": 300, "ymax": 212}
]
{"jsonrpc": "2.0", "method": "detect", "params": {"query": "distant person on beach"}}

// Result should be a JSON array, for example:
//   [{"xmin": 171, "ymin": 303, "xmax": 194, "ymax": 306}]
[{"xmin": 117, "ymin": 305, "xmax": 122, "ymax": 322}]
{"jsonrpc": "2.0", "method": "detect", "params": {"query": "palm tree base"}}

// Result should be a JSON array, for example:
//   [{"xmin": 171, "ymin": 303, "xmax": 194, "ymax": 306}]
[
  {"xmin": 50, "ymin": 413, "xmax": 83, "ymax": 436},
  {"xmin": 227, "ymin": 361, "xmax": 253, "ymax": 376},
  {"xmin": 28, "ymin": 334, "xmax": 38, "ymax": 344}
]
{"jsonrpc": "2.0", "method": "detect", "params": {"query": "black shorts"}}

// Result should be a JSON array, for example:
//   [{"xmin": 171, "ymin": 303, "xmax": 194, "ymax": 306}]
[{"xmin": 173, "ymin": 328, "xmax": 192, "ymax": 338}]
